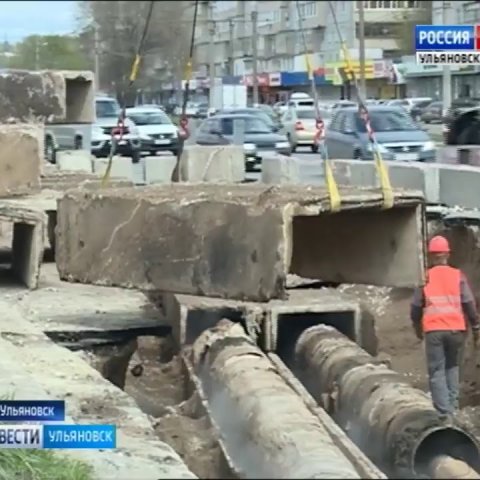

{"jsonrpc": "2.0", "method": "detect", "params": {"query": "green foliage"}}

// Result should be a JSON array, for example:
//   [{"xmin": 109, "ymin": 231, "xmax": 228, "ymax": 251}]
[
  {"xmin": 0, "ymin": 449, "xmax": 93, "ymax": 480},
  {"xmin": 76, "ymin": 0, "xmax": 192, "ymax": 94},
  {"xmin": 5, "ymin": 35, "xmax": 90, "ymax": 71}
]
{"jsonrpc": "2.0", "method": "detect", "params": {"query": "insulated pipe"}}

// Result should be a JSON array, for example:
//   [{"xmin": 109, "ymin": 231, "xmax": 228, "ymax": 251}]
[
  {"xmin": 295, "ymin": 325, "xmax": 480, "ymax": 479},
  {"xmin": 190, "ymin": 319, "xmax": 365, "ymax": 479}
]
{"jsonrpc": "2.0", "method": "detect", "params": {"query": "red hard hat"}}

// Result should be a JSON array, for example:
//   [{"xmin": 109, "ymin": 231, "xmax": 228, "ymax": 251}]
[{"xmin": 428, "ymin": 235, "xmax": 450, "ymax": 253}]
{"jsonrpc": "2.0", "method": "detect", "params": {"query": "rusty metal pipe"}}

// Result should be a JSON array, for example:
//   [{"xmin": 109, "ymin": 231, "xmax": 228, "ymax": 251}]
[
  {"xmin": 191, "ymin": 320, "xmax": 366, "ymax": 479},
  {"xmin": 295, "ymin": 325, "xmax": 480, "ymax": 479}
]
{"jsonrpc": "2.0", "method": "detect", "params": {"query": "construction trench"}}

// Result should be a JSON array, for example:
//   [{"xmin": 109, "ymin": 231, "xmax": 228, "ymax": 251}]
[
  {"xmin": 22, "ymin": 182, "xmax": 478, "ymax": 479},
  {"xmin": 2, "ymin": 69, "xmax": 480, "ymax": 478}
]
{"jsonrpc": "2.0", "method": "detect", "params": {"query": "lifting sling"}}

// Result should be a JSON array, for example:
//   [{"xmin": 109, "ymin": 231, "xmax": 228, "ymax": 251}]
[
  {"xmin": 296, "ymin": 1, "xmax": 341, "ymax": 212},
  {"xmin": 172, "ymin": 0, "xmax": 200, "ymax": 182},
  {"xmin": 102, "ymin": 0, "xmax": 155, "ymax": 187},
  {"xmin": 327, "ymin": 1, "xmax": 394, "ymax": 209}
]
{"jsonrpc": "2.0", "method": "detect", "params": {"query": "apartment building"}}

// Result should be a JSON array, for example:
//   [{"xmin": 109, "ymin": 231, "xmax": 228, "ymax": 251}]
[
  {"xmin": 157, "ymin": 0, "xmax": 431, "ymax": 100},
  {"xmin": 405, "ymin": 1, "xmax": 480, "ymax": 99}
]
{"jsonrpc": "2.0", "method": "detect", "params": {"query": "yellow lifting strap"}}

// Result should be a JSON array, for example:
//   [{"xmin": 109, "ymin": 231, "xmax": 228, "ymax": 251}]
[
  {"xmin": 340, "ymin": 42, "xmax": 394, "ymax": 209},
  {"xmin": 101, "ymin": 1, "xmax": 155, "ymax": 188},
  {"xmin": 307, "ymin": 51, "xmax": 341, "ymax": 212},
  {"xmin": 295, "ymin": 0, "xmax": 341, "ymax": 212}
]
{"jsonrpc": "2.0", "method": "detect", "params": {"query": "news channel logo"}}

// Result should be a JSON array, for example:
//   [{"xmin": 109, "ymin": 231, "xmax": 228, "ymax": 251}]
[
  {"xmin": 415, "ymin": 25, "xmax": 478, "ymax": 51},
  {"xmin": 0, "ymin": 400, "xmax": 116, "ymax": 449}
]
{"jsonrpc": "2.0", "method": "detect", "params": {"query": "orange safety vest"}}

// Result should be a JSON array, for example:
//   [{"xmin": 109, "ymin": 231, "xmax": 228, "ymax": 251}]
[{"xmin": 422, "ymin": 265, "xmax": 466, "ymax": 332}]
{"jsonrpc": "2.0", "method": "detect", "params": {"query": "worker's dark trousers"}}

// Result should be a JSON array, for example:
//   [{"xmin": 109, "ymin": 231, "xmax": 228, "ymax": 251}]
[{"xmin": 425, "ymin": 330, "xmax": 465, "ymax": 414}]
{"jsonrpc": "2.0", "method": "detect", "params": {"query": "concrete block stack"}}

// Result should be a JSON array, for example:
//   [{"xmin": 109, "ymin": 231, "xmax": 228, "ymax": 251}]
[
  {"xmin": 55, "ymin": 182, "xmax": 426, "ymax": 351},
  {"xmin": 0, "ymin": 69, "xmax": 95, "ymax": 288}
]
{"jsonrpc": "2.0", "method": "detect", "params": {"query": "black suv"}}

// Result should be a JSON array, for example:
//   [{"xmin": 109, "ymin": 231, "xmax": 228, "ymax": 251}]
[{"xmin": 444, "ymin": 97, "xmax": 480, "ymax": 145}]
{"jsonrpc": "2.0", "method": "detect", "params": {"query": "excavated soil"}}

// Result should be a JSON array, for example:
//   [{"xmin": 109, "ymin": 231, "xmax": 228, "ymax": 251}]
[
  {"xmin": 123, "ymin": 336, "xmax": 226, "ymax": 479},
  {"xmin": 339, "ymin": 285, "xmax": 480, "ymax": 408}
]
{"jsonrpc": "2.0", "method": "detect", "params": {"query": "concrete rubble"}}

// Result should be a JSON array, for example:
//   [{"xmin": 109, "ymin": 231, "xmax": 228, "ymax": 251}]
[
  {"xmin": 0, "ymin": 123, "xmax": 43, "ymax": 197},
  {"xmin": 0, "ymin": 295, "xmax": 195, "ymax": 479},
  {"xmin": 56, "ymin": 184, "xmax": 426, "ymax": 301}
]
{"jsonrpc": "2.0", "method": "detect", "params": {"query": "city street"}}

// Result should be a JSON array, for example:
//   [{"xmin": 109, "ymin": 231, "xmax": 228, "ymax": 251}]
[{"xmin": 131, "ymin": 122, "xmax": 445, "ymax": 184}]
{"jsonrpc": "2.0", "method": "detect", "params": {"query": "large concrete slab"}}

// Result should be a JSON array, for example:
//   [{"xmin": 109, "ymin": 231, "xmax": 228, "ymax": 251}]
[
  {"xmin": 56, "ymin": 184, "xmax": 426, "ymax": 301},
  {"xmin": 0, "ymin": 69, "xmax": 94, "ymax": 123},
  {"xmin": 262, "ymin": 154, "xmax": 328, "ymax": 185},
  {"xmin": 0, "ymin": 123, "xmax": 43, "ymax": 197},
  {"xmin": 93, "ymin": 156, "xmax": 134, "ymax": 181},
  {"xmin": 437, "ymin": 164, "xmax": 480, "ymax": 209},
  {"xmin": 56, "ymin": 150, "xmax": 93, "ymax": 173},
  {"xmin": 179, "ymin": 145, "xmax": 245, "ymax": 182}
]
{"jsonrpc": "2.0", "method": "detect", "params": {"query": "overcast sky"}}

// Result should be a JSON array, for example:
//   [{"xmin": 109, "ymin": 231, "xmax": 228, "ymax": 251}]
[{"xmin": 2, "ymin": 1, "xmax": 78, "ymax": 42}]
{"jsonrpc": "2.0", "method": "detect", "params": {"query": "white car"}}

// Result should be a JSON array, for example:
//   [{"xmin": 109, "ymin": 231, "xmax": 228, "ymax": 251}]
[
  {"xmin": 174, "ymin": 102, "xmax": 200, "ymax": 117},
  {"xmin": 91, "ymin": 96, "xmax": 142, "ymax": 163},
  {"xmin": 126, "ymin": 107, "xmax": 179, "ymax": 156}
]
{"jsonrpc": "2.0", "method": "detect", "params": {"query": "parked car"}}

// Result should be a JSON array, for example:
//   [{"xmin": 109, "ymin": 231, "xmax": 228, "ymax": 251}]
[
  {"xmin": 442, "ymin": 97, "xmax": 480, "ymax": 145},
  {"xmin": 324, "ymin": 106, "xmax": 436, "ymax": 162},
  {"xmin": 410, "ymin": 100, "xmax": 436, "ymax": 122},
  {"xmin": 196, "ymin": 102, "xmax": 209, "ymax": 119},
  {"xmin": 195, "ymin": 113, "xmax": 291, "ymax": 171},
  {"xmin": 420, "ymin": 101, "xmax": 443, "ymax": 124},
  {"xmin": 387, "ymin": 97, "xmax": 432, "ymax": 117},
  {"xmin": 137, "ymin": 104, "xmax": 164, "ymax": 110},
  {"xmin": 281, "ymin": 107, "xmax": 331, "ymax": 152},
  {"xmin": 174, "ymin": 101, "xmax": 201, "ymax": 117},
  {"xmin": 287, "ymin": 93, "xmax": 315, "ymax": 109},
  {"xmin": 222, "ymin": 107, "xmax": 282, "ymax": 131},
  {"xmin": 91, "ymin": 96, "xmax": 141, "ymax": 163},
  {"xmin": 126, "ymin": 107, "xmax": 178, "ymax": 156},
  {"xmin": 331, "ymin": 100, "xmax": 357, "ymax": 110}
]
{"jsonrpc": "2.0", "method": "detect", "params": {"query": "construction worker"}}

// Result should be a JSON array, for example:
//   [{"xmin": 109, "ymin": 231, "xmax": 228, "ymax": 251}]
[{"xmin": 410, "ymin": 235, "xmax": 480, "ymax": 416}]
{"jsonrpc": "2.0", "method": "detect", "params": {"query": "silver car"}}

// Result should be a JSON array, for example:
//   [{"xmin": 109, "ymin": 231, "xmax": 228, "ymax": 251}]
[
  {"xmin": 324, "ymin": 106, "xmax": 436, "ymax": 162},
  {"xmin": 281, "ymin": 108, "xmax": 331, "ymax": 153}
]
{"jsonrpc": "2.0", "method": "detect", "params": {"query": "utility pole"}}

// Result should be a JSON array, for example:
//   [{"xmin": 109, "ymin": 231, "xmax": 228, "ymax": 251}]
[
  {"xmin": 34, "ymin": 38, "xmax": 39, "ymax": 70},
  {"xmin": 442, "ymin": 0, "xmax": 452, "ymax": 111},
  {"xmin": 251, "ymin": 8, "xmax": 259, "ymax": 105},
  {"xmin": 94, "ymin": 24, "xmax": 100, "ymax": 91},
  {"xmin": 228, "ymin": 19, "xmax": 235, "ymax": 76},
  {"xmin": 358, "ymin": 0, "xmax": 366, "ymax": 98},
  {"xmin": 208, "ymin": 3, "xmax": 216, "ymax": 111}
]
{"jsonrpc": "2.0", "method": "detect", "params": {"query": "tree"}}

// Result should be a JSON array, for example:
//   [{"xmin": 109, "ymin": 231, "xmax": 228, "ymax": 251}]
[
  {"xmin": 6, "ymin": 34, "xmax": 90, "ymax": 70},
  {"xmin": 76, "ymin": 0, "xmax": 193, "ymax": 101}
]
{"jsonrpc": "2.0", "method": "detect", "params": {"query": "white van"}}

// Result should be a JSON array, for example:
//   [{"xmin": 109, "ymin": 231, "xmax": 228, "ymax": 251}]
[{"xmin": 288, "ymin": 92, "xmax": 315, "ymax": 110}]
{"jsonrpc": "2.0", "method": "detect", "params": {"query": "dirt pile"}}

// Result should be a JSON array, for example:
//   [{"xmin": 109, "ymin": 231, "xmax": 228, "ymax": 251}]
[{"xmin": 341, "ymin": 284, "xmax": 480, "ymax": 409}]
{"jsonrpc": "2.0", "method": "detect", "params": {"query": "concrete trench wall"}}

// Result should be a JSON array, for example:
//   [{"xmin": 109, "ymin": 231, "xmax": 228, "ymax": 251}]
[{"xmin": 160, "ymin": 288, "xmax": 378, "ymax": 358}]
